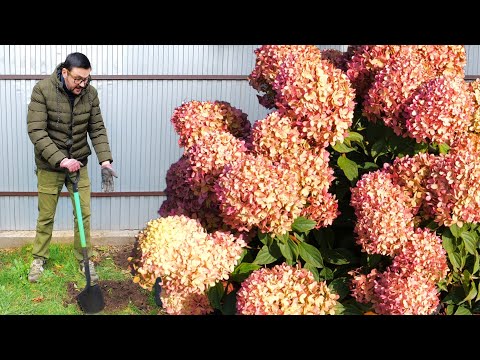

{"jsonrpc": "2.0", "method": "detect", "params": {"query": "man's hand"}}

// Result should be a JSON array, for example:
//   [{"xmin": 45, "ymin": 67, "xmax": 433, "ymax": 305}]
[
  {"xmin": 101, "ymin": 161, "xmax": 118, "ymax": 192},
  {"xmin": 60, "ymin": 158, "xmax": 82, "ymax": 172}
]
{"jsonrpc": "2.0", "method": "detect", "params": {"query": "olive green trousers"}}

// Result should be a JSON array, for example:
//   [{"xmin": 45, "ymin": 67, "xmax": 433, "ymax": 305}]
[{"xmin": 32, "ymin": 167, "xmax": 92, "ymax": 262}]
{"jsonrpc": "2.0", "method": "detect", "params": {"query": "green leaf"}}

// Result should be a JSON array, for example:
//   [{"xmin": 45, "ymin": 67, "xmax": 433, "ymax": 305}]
[
  {"xmin": 298, "ymin": 242, "xmax": 324, "ymax": 268},
  {"xmin": 268, "ymin": 241, "xmax": 282, "ymax": 258},
  {"xmin": 334, "ymin": 302, "xmax": 345, "ymax": 315},
  {"xmin": 450, "ymin": 223, "xmax": 463, "ymax": 238},
  {"xmin": 345, "ymin": 131, "xmax": 364, "ymax": 143},
  {"xmin": 366, "ymin": 254, "xmax": 383, "ymax": 269},
  {"xmin": 304, "ymin": 263, "xmax": 319, "ymax": 282},
  {"xmin": 258, "ymin": 231, "xmax": 272, "ymax": 246},
  {"xmin": 438, "ymin": 143, "xmax": 450, "ymax": 154},
  {"xmin": 323, "ymin": 249, "xmax": 351, "ymax": 265},
  {"xmin": 473, "ymin": 253, "xmax": 479, "ymax": 274},
  {"xmin": 276, "ymin": 232, "xmax": 289, "ymax": 244},
  {"xmin": 292, "ymin": 216, "xmax": 317, "ymax": 233},
  {"xmin": 319, "ymin": 267, "xmax": 334, "ymax": 280},
  {"xmin": 461, "ymin": 232, "xmax": 477, "ymax": 255},
  {"xmin": 341, "ymin": 301, "xmax": 367, "ymax": 315},
  {"xmin": 413, "ymin": 141, "xmax": 429, "ymax": 154},
  {"xmin": 371, "ymin": 139, "xmax": 387, "ymax": 159},
  {"xmin": 442, "ymin": 229, "xmax": 454, "ymax": 252},
  {"xmin": 287, "ymin": 238, "xmax": 299, "ymax": 261},
  {"xmin": 229, "ymin": 262, "xmax": 262, "ymax": 283},
  {"xmin": 207, "ymin": 282, "xmax": 224, "ymax": 310},
  {"xmin": 442, "ymin": 286, "xmax": 466, "ymax": 305},
  {"xmin": 337, "ymin": 155, "xmax": 359, "ymax": 182},
  {"xmin": 361, "ymin": 162, "xmax": 379, "ymax": 171},
  {"xmin": 449, "ymin": 252, "xmax": 462, "ymax": 270},
  {"xmin": 459, "ymin": 281, "xmax": 477, "ymax": 305},
  {"xmin": 454, "ymin": 306, "xmax": 472, "ymax": 315},
  {"xmin": 253, "ymin": 246, "xmax": 277, "ymax": 265},
  {"xmin": 332, "ymin": 141, "xmax": 355, "ymax": 153},
  {"xmin": 313, "ymin": 228, "xmax": 335, "ymax": 249},
  {"xmin": 278, "ymin": 241, "xmax": 294, "ymax": 265},
  {"xmin": 328, "ymin": 277, "xmax": 350, "ymax": 301},
  {"xmin": 221, "ymin": 290, "xmax": 238, "ymax": 315}
]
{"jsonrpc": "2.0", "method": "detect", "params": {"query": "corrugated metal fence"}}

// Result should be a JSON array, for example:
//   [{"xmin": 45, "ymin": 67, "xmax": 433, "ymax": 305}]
[{"xmin": 1, "ymin": 45, "xmax": 476, "ymax": 231}]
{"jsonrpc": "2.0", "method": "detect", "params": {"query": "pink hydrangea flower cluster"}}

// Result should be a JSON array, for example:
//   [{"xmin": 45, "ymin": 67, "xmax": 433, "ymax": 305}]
[
  {"xmin": 249, "ymin": 111, "xmax": 339, "ymax": 228},
  {"xmin": 215, "ymin": 154, "xmax": 305, "ymax": 235},
  {"xmin": 350, "ymin": 170, "xmax": 415, "ymax": 256},
  {"xmin": 362, "ymin": 45, "xmax": 467, "ymax": 141},
  {"xmin": 351, "ymin": 267, "xmax": 441, "ymax": 315},
  {"xmin": 159, "ymin": 156, "xmax": 224, "ymax": 232},
  {"xmin": 414, "ymin": 45, "xmax": 466, "ymax": 78},
  {"xmin": 350, "ymin": 154, "xmax": 451, "ymax": 314},
  {"xmin": 349, "ymin": 228, "xmax": 448, "ymax": 315},
  {"xmin": 426, "ymin": 133, "xmax": 480, "ymax": 227},
  {"xmin": 132, "ymin": 215, "xmax": 246, "ymax": 315},
  {"xmin": 404, "ymin": 76, "xmax": 473, "ymax": 145},
  {"xmin": 187, "ymin": 131, "xmax": 248, "ymax": 206},
  {"xmin": 170, "ymin": 100, "xmax": 251, "ymax": 150},
  {"xmin": 248, "ymin": 45, "xmax": 322, "ymax": 109},
  {"xmin": 345, "ymin": 45, "xmax": 403, "ymax": 101},
  {"xmin": 385, "ymin": 152, "xmax": 437, "ymax": 223},
  {"xmin": 236, "ymin": 263, "xmax": 339, "ymax": 315},
  {"xmin": 273, "ymin": 50, "xmax": 355, "ymax": 147},
  {"xmin": 363, "ymin": 47, "xmax": 436, "ymax": 134}
]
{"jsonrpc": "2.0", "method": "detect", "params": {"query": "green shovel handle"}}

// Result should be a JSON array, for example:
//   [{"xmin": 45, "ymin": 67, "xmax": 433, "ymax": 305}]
[{"xmin": 71, "ymin": 171, "xmax": 87, "ymax": 249}]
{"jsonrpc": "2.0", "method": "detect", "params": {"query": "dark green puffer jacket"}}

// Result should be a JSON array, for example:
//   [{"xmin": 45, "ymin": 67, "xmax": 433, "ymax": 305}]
[{"xmin": 27, "ymin": 64, "xmax": 113, "ymax": 172}]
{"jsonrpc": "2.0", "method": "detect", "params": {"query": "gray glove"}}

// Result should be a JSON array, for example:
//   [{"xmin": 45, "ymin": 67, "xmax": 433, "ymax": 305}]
[{"xmin": 101, "ymin": 163, "xmax": 118, "ymax": 192}]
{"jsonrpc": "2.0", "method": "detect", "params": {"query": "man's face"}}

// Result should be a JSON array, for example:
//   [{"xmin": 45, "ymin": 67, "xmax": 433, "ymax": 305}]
[{"xmin": 62, "ymin": 67, "xmax": 91, "ymax": 95}]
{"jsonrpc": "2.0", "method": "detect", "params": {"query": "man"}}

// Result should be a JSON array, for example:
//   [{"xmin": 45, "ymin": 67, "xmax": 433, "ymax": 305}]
[{"xmin": 27, "ymin": 52, "xmax": 117, "ymax": 283}]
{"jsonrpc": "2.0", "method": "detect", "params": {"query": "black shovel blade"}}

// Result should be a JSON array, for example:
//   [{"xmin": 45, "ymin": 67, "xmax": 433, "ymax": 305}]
[{"xmin": 76, "ymin": 284, "xmax": 105, "ymax": 314}]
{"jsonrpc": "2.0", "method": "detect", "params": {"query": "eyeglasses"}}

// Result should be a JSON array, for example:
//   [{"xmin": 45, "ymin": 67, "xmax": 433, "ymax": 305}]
[{"xmin": 67, "ymin": 69, "xmax": 91, "ymax": 86}]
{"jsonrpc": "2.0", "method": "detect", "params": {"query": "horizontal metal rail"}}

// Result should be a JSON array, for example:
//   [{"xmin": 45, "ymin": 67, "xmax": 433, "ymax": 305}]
[
  {"xmin": 0, "ymin": 75, "xmax": 248, "ymax": 80},
  {"xmin": 0, "ymin": 191, "xmax": 165, "ymax": 197}
]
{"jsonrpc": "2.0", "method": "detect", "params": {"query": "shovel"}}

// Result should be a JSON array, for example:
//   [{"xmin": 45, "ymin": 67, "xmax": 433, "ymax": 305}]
[{"xmin": 71, "ymin": 170, "xmax": 105, "ymax": 314}]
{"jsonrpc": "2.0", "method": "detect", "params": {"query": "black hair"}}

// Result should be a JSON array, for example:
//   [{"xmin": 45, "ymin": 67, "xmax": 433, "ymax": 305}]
[{"xmin": 62, "ymin": 52, "xmax": 91, "ymax": 71}]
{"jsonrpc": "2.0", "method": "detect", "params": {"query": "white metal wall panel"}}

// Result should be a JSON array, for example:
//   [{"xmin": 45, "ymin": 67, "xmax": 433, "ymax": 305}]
[
  {"xmin": 0, "ymin": 44, "xmax": 275, "ymax": 231},
  {"xmin": 465, "ymin": 45, "xmax": 480, "ymax": 76},
  {"xmin": 2, "ymin": 44, "xmax": 479, "ymax": 231}
]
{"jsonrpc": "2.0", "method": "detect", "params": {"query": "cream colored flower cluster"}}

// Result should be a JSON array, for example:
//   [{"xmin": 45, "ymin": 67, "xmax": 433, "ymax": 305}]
[
  {"xmin": 170, "ymin": 100, "xmax": 251, "ymax": 150},
  {"xmin": 132, "ymin": 215, "xmax": 246, "ymax": 314},
  {"xmin": 236, "ymin": 263, "xmax": 339, "ymax": 315}
]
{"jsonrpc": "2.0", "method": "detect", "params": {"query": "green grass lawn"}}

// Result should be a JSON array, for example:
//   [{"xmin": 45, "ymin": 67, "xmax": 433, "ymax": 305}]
[{"xmin": 0, "ymin": 243, "xmax": 158, "ymax": 315}]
